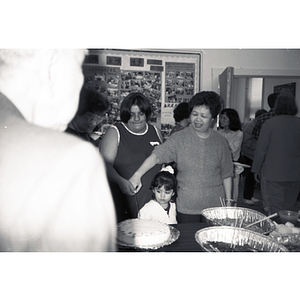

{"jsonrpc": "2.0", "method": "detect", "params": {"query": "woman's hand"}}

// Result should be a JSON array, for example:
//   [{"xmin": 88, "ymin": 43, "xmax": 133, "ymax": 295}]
[
  {"xmin": 254, "ymin": 173, "xmax": 261, "ymax": 183},
  {"xmin": 118, "ymin": 178, "xmax": 136, "ymax": 196},
  {"xmin": 129, "ymin": 173, "xmax": 142, "ymax": 194}
]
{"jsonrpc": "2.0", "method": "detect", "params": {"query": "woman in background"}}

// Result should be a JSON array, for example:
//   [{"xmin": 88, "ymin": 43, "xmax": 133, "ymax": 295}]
[
  {"xmin": 130, "ymin": 91, "xmax": 233, "ymax": 224},
  {"xmin": 218, "ymin": 108, "xmax": 243, "ymax": 203},
  {"xmin": 170, "ymin": 102, "xmax": 190, "ymax": 135},
  {"xmin": 66, "ymin": 87, "xmax": 110, "ymax": 147},
  {"xmin": 252, "ymin": 92, "xmax": 300, "ymax": 214},
  {"xmin": 100, "ymin": 92, "xmax": 163, "ymax": 222}
]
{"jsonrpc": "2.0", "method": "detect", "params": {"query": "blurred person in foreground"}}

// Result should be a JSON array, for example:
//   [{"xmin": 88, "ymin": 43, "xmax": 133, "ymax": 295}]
[
  {"xmin": 129, "ymin": 91, "xmax": 233, "ymax": 224},
  {"xmin": 0, "ymin": 49, "xmax": 116, "ymax": 251},
  {"xmin": 252, "ymin": 92, "xmax": 300, "ymax": 215}
]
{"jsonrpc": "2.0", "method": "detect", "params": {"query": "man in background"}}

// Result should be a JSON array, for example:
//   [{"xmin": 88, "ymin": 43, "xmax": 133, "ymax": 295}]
[
  {"xmin": 0, "ymin": 49, "xmax": 116, "ymax": 251},
  {"xmin": 252, "ymin": 93, "xmax": 279, "ymax": 140}
]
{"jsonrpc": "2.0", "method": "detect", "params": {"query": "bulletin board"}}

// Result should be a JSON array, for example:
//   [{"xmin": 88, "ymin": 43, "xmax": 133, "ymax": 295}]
[{"xmin": 82, "ymin": 49, "xmax": 201, "ymax": 139}]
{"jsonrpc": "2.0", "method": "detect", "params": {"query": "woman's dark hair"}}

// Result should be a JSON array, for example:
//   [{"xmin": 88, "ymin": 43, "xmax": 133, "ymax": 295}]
[
  {"xmin": 219, "ymin": 108, "xmax": 242, "ymax": 131},
  {"xmin": 120, "ymin": 92, "xmax": 152, "ymax": 123},
  {"xmin": 173, "ymin": 102, "xmax": 190, "ymax": 122},
  {"xmin": 77, "ymin": 87, "xmax": 110, "ymax": 116},
  {"xmin": 150, "ymin": 171, "xmax": 177, "ymax": 200},
  {"xmin": 274, "ymin": 92, "xmax": 298, "ymax": 116},
  {"xmin": 189, "ymin": 91, "xmax": 221, "ymax": 119}
]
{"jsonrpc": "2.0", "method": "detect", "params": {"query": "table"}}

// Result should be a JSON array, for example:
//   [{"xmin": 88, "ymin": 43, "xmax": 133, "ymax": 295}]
[{"xmin": 117, "ymin": 222, "xmax": 209, "ymax": 252}]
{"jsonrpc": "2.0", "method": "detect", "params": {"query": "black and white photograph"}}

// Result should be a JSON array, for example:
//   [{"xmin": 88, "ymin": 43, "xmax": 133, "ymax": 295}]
[{"xmin": 1, "ymin": 1, "xmax": 299, "ymax": 299}]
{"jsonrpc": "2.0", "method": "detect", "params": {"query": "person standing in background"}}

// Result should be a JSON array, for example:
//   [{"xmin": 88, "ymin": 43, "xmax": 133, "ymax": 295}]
[
  {"xmin": 239, "ymin": 109, "xmax": 267, "ymax": 206},
  {"xmin": 0, "ymin": 49, "xmax": 116, "ymax": 251},
  {"xmin": 252, "ymin": 93, "xmax": 279, "ymax": 140},
  {"xmin": 252, "ymin": 92, "xmax": 300, "ymax": 214},
  {"xmin": 170, "ymin": 102, "xmax": 190, "ymax": 135},
  {"xmin": 66, "ymin": 87, "xmax": 110, "ymax": 147},
  {"xmin": 252, "ymin": 93, "xmax": 279, "ymax": 213},
  {"xmin": 218, "ymin": 108, "xmax": 243, "ymax": 203}
]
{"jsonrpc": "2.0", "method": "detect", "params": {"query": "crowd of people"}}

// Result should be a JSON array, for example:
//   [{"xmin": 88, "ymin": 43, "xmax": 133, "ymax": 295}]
[{"xmin": 1, "ymin": 48, "xmax": 300, "ymax": 252}]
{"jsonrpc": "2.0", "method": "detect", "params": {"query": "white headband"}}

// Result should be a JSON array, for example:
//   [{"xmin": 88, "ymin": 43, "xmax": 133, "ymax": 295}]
[{"xmin": 160, "ymin": 165, "xmax": 175, "ymax": 174}]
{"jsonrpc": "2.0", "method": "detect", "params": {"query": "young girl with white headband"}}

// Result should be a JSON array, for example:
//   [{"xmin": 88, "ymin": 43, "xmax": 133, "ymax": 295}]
[{"xmin": 138, "ymin": 166, "xmax": 177, "ymax": 224}]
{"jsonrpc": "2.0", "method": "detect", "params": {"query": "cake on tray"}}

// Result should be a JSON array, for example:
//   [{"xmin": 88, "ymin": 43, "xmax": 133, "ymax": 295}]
[{"xmin": 117, "ymin": 218, "xmax": 171, "ymax": 247}]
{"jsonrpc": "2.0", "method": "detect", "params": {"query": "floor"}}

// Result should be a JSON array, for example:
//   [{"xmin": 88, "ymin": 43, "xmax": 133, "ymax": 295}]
[{"xmin": 236, "ymin": 174, "xmax": 300, "ymax": 221}]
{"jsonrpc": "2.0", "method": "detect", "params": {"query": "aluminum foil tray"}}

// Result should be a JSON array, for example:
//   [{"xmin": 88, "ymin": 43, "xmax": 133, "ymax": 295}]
[
  {"xmin": 195, "ymin": 226, "xmax": 288, "ymax": 252},
  {"xmin": 201, "ymin": 207, "xmax": 275, "ymax": 235},
  {"xmin": 269, "ymin": 232, "xmax": 300, "ymax": 251}
]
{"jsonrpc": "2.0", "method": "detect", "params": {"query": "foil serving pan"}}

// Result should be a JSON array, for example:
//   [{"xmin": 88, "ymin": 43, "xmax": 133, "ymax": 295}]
[
  {"xmin": 269, "ymin": 232, "xmax": 300, "ymax": 251},
  {"xmin": 195, "ymin": 226, "xmax": 288, "ymax": 252},
  {"xmin": 201, "ymin": 207, "xmax": 276, "ymax": 235}
]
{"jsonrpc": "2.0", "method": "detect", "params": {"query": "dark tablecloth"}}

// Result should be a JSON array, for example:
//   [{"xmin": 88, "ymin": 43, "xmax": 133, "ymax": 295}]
[{"xmin": 117, "ymin": 222, "xmax": 209, "ymax": 252}]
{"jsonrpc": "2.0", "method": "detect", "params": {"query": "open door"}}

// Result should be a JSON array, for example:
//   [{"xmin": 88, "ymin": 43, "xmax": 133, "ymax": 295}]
[{"xmin": 219, "ymin": 66, "xmax": 234, "ymax": 108}]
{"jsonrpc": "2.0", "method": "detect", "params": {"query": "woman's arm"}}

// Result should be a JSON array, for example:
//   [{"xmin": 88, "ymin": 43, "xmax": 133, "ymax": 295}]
[
  {"xmin": 222, "ymin": 177, "xmax": 232, "ymax": 200},
  {"xmin": 99, "ymin": 126, "xmax": 135, "ymax": 195},
  {"xmin": 230, "ymin": 130, "xmax": 243, "ymax": 157},
  {"xmin": 129, "ymin": 153, "xmax": 160, "ymax": 193}
]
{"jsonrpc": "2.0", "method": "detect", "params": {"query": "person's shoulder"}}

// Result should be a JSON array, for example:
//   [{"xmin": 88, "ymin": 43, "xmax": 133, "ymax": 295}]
[
  {"xmin": 235, "ymin": 129, "xmax": 243, "ymax": 137},
  {"xmin": 211, "ymin": 129, "xmax": 230, "ymax": 145},
  {"xmin": 140, "ymin": 200, "xmax": 157, "ymax": 210},
  {"xmin": 165, "ymin": 126, "xmax": 190, "ymax": 144},
  {"xmin": 212, "ymin": 129, "xmax": 226, "ymax": 139}
]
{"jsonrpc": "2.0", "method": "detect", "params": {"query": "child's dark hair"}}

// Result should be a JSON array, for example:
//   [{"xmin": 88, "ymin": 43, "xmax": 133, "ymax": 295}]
[{"xmin": 150, "ymin": 171, "xmax": 177, "ymax": 200}]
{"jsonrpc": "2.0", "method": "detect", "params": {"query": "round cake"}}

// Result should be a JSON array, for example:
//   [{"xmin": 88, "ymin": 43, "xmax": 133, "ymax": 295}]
[{"xmin": 117, "ymin": 218, "xmax": 171, "ymax": 247}]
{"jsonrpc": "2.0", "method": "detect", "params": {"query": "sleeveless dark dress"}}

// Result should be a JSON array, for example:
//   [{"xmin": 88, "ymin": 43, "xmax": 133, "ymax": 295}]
[{"xmin": 110, "ymin": 122, "xmax": 162, "ymax": 222}]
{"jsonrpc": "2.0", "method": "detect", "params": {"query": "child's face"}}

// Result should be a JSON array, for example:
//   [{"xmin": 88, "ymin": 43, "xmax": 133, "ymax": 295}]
[{"xmin": 153, "ymin": 186, "xmax": 174, "ymax": 206}]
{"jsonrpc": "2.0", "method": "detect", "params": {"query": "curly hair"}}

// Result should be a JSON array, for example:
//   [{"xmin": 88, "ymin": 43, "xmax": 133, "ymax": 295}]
[
  {"xmin": 173, "ymin": 102, "xmax": 190, "ymax": 122},
  {"xmin": 120, "ymin": 92, "xmax": 152, "ymax": 123},
  {"xmin": 150, "ymin": 171, "xmax": 178, "ymax": 200},
  {"xmin": 189, "ymin": 91, "xmax": 221, "ymax": 119},
  {"xmin": 219, "ymin": 108, "xmax": 242, "ymax": 131},
  {"xmin": 77, "ymin": 87, "xmax": 110, "ymax": 116}
]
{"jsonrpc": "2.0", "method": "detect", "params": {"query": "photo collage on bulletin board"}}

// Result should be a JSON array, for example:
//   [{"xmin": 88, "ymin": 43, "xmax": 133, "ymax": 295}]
[
  {"xmin": 82, "ymin": 65, "xmax": 121, "ymax": 126},
  {"xmin": 82, "ymin": 50, "xmax": 200, "ymax": 140},
  {"xmin": 161, "ymin": 62, "xmax": 195, "ymax": 139},
  {"xmin": 82, "ymin": 65, "xmax": 162, "ymax": 127}
]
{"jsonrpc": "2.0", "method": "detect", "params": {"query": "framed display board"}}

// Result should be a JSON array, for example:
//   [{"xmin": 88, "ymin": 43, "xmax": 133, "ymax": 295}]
[
  {"xmin": 274, "ymin": 82, "xmax": 296, "ymax": 97},
  {"xmin": 82, "ymin": 49, "xmax": 201, "ymax": 139}
]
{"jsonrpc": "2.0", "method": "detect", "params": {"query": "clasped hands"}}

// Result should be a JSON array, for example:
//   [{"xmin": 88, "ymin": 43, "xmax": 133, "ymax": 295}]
[{"xmin": 119, "ymin": 174, "xmax": 142, "ymax": 196}]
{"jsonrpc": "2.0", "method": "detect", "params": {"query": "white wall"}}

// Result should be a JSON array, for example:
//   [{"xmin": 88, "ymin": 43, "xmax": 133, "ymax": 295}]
[
  {"xmin": 198, "ymin": 49, "xmax": 300, "ymax": 91},
  {"xmin": 193, "ymin": 49, "xmax": 300, "ymax": 119},
  {"xmin": 263, "ymin": 78, "xmax": 300, "ymax": 115}
]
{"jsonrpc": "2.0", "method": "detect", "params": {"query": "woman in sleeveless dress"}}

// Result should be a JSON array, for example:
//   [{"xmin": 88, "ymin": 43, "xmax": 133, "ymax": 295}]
[{"xmin": 100, "ymin": 93, "xmax": 163, "ymax": 222}]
